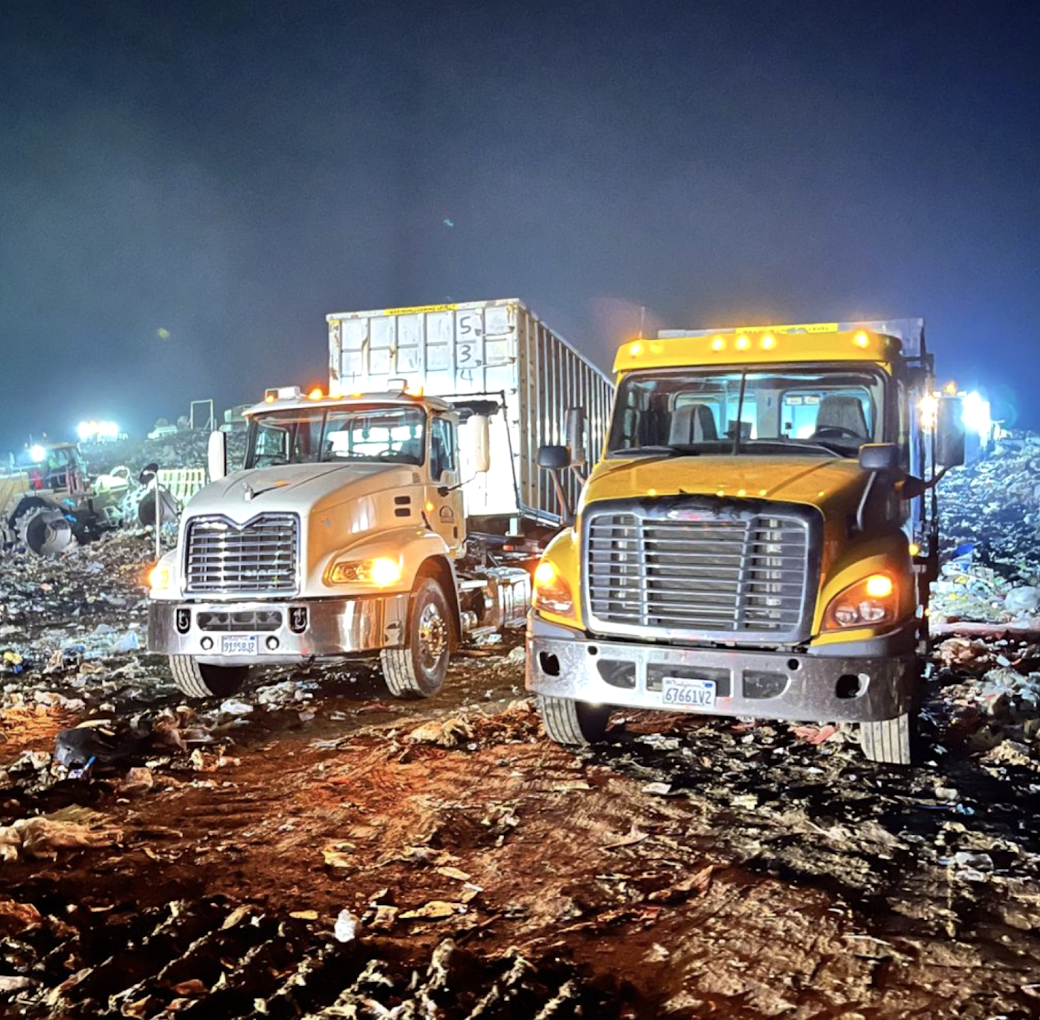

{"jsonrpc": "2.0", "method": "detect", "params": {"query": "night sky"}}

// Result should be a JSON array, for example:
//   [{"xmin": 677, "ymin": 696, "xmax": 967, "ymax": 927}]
[{"xmin": 2, "ymin": 0, "xmax": 1038, "ymax": 450}]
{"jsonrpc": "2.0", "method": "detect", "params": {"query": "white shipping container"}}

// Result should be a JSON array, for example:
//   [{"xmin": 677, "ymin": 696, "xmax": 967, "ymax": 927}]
[{"xmin": 327, "ymin": 298, "xmax": 613, "ymax": 527}]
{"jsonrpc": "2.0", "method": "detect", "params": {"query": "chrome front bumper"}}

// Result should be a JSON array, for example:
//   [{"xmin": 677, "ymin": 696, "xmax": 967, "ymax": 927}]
[
  {"xmin": 526, "ymin": 615, "xmax": 917, "ymax": 723},
  {"xmin": 148, "ymin": 595, "xmax": 409, "ymax": 666}
]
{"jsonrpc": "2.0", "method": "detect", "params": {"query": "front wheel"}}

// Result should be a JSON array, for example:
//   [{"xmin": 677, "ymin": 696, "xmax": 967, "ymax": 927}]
[
  {"xmin": 860, "ymin": 712, "xmax": 913, "ymax": 765},
  {"xmin": 380, "ymin": 577, "xmax": 451, "ymax": 698},
  {"xmin": 169, "ymin": 655, "xmax": 250, "ymax": 699},
  {"xmin": 538, "ymin": 695, "xmax": 611, "ymax": 746}
]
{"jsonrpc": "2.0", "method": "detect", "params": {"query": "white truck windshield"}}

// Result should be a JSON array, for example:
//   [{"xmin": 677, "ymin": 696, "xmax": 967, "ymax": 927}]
[
  {"xmin": 608, "ymin": 367, "xmax": 886, "ymax": 457},
  {"xmin": 246, "ymin": 405, "xmax": 426, "ymax": 468}
]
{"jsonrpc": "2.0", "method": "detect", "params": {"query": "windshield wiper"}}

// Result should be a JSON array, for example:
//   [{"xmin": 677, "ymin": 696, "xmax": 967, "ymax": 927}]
[
  {"xmin": 609, "ymin": 444, "xmax": 703, "ymax": 458},
  {"xmin": 743, "ymin": 438, "xmax": 844, "ymax": 458}
]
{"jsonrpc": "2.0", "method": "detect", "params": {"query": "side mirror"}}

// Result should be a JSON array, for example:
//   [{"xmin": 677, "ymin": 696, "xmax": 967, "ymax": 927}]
[
  {"xmin": 538, "ymin": 444, "xmax": 571, "ymax": 470},
  {"xmin": 208, "ymin": 430, "xmax": 227, "ymax": 482},
  {"xmin": 936, "ymin": 396, "xmax": 966, "ymax": 468},
  {"xmin": 858, "ymin": 443, "xmax": 900, "ymax": 472},
  {"xmin": 469, "ymin": 415, "xmax": 490, "ymax": 474},
  {"xmin": 564, "ymin": 407, "xmax": 586, "ymax": 467}
]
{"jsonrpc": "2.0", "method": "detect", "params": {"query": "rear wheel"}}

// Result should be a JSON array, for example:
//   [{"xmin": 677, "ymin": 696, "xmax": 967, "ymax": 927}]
[
  {"xmin": 169, "ymin": 654, "xmax": 250, "ymax": 699},
  {"xmin": 538, "ymin": 695, "xmax": 611, "ymax": 746},
  {"xmin": 860, "ymin": 712, "xmax": 912, "ymax": 765},
  {"xmin": 380, "ymin": 577, "xmax": 451, "ymax": 698}
]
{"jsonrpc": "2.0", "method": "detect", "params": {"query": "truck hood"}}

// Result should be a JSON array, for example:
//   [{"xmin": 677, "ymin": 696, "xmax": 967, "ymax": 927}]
[
  {"xmin": 183, "ymin": 462, "xmax": 419, "ymax": 522},
  {"xmin": 584, "ymin": 455, "xmax": 867, "ymax": 514}
]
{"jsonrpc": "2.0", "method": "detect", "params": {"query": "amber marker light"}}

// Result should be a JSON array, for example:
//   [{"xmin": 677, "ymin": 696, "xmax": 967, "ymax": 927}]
[
  {"xmin": 308, "ymin": 387, "xmax": 323, "ymax": 400},
  {"xmin": 909, "ymin": 542, "xmax": 921, "ymax": 557},
  {"xmin": 711, "ymin": 336, "xmax": 725, "ymax": 351},
  {"xmin": 629, "ymin": 341, "xmax": 644, "ymax": 356},
  {"xmin": 865, "ymin": 574, "xmax": 894, "ymax": 598},
  {"xmin": 736, "ymin": 335, "xmax": 750, "ymax": 350},
  {"xmin": 760, "ymin": 334, "xmax": 776, "ymax": 349},
  {"xmin": 854, "ymin": 331, "xmax": 870, "ymax": 348}
]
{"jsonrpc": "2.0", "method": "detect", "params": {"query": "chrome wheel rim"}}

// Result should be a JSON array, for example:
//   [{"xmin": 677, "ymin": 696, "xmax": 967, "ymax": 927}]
[{"xmin": 417, "ymin": 601, "xmax": 448, "ymax": 674}]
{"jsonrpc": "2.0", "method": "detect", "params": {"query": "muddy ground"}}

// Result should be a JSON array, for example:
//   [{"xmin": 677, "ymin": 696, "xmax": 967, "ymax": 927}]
[{"xmin": 2, "ymin": 534, "xmax": 1040, "ymax": 1019}]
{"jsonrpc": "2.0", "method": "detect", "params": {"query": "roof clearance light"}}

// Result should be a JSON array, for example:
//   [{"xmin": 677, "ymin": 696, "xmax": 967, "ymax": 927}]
[
  {"xmin": 854, "ymin": 331, "xmax": 870, "ymax": 348},
  {"xmin": 711, "ymin": 336, "xmax": 725, "ymax": 351},
  {"xmin": 264, "ymin": 389, "xmax": 278, "ymax": 403},
  {"xmin": 736, "ymin": 335, "xmax": 749, "ymax": 350},
  {"xmin": 629, "ymin": 342, "xmax": 643, "ymax": 356},
  {"xmin": 405, "ymin": 383, "xmax": 424, "ymax": 398},
  {"xmin": 760, "ymin": 334, "xmax": 776, "ymax": 349},
  {"xmin": 308, "ymin": 387, "xmax": 323, "ymax": 400}
]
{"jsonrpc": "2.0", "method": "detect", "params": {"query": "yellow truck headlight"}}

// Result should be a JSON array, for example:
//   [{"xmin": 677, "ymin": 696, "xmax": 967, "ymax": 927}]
[
  {"xmin": 823, "ymin": 573, "xmax": 896, "ymax": 630},
  {"xmin": 328, "ymin": 557, "xmax": 402, "ymax": 587},
  {"xmin": 533, "ymin": 561, "xmax": 574, "ymax": 618}
]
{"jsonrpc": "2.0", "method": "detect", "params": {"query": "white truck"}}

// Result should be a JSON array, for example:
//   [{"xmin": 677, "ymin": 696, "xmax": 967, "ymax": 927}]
[{"xmin": 147, "ymin": 299, "xmax": 612, "ymax": 699}]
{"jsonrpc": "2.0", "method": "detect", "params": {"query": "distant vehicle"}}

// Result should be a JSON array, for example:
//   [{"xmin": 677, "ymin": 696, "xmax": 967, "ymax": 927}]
[
  {"xmin": 0, "ymin": 442, "xmax": 129, "ymax": 555},
  {"xmin": 147, "ymin": 299, "xmax": 613, "ymax": 702},
  {"xmin": 147, "ymin": 425, "xmax": 180, "ymax": 440},
  {"xmin": 218, "ymin": 404, "xmax": 253, "ymax": 433},
  {"xmin": 526, "ymin": 319, "xmax": 966, "ymax": 765}
]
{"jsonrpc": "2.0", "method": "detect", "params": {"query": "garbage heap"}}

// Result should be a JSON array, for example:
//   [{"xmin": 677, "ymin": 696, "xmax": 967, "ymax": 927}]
[
  {"xmin": 931, "ymin": 432, "xmax": 1040, "ymax": 768},
  {"xmin": 934, "ymin": 432, "xmax": 1040, "ymax": 627},
  {"xmin": 80, "ymin": 429, "xmax": 248, "ymax": 478}
]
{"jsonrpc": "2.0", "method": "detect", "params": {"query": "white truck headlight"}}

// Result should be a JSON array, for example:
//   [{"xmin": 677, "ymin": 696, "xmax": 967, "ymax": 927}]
[{"xmin": 328, "ymin": 557, "xmax": 402, "ymax": 587}]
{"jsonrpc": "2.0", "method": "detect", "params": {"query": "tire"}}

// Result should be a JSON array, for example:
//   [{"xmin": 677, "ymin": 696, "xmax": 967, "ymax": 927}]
[
  {"xmin": 380, "ymin": 577, "xmax": 451, "ymax": 698},
  {"xmin": 169, "ymin": 654, "xmax": 250, "ymax": 699},
  {"xmin": 860, "ymin": 712, "xmax": 913, "ymax": 765},
  {"xmin": 17, "ymin": 504, "xmax": 74, "ymax": 556},
  {"xmin": 538, "ymin": 695, "xmax": 611, "ymax": 746}
]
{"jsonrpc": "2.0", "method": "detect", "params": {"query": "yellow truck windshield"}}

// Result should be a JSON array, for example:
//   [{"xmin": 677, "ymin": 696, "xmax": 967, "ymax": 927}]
[{"xmin": 608, "ymin": 366, "xmax": 885, "ymax": 457}]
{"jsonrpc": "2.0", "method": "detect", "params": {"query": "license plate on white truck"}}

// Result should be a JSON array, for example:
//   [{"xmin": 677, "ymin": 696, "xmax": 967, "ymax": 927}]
[
  {"xmin": 661, "ymin": 677, "xmax": 717, "ymax": 709},
  {"xmin": 221, "ymin": 635, "xmax": 257, "ymax": 655}
]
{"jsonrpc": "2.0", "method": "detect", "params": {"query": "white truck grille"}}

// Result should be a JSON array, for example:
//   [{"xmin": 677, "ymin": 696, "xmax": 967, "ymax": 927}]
[
  {"xmin": 184, "ymin": 514, "xmax": 299, "ymax": 595},
  {"xmin": 585, "ymin": 507, "xmax": 812, "ymax": 641}
]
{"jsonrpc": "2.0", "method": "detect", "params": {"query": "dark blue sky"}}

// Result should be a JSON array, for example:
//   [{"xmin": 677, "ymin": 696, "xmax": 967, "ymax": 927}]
[{"xmin": 2, "ymin": 0, "xmax": 1038, "ymax": 448}]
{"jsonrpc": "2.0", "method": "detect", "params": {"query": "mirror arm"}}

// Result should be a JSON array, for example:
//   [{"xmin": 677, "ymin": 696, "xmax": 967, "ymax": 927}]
[
  {"xmin": 547, "ymin": 468, "xmax": 574, "ymax": 526},
  {"xmin": 923, "ymin": 466, "xmax": 950, "ymax": 492},
  {"xmin": 854, "ymin": 472, "xmax": 878, "ymax": 534}
]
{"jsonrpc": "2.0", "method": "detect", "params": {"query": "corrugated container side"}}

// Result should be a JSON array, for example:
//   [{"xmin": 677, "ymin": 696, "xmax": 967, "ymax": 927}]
[{"xmin": 327, "ymin": 298, "xmax": 612, "ymax": 528}]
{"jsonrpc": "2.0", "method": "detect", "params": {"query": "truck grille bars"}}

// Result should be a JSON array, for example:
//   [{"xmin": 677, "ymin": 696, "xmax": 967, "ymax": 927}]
[
  {"xmin": 585, "ymin": 503, "xmax": 814, "ymax": 643},
  {"xmin": 184, "ymin": 513, "xmax": 299, "ymax": 596}
]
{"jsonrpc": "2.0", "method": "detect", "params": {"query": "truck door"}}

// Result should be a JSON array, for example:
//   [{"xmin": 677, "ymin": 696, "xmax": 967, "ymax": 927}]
[{"xmin": 426, "ymin": 415, "xmax": 465, "ymax": 554}]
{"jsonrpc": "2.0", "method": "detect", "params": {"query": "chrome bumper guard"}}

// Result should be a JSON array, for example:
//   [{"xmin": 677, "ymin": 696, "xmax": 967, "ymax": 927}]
[
  {"xmin": 148, "ymin": 595, "xmax": 409, "ymax": 666},
  {"xmin": 526, "ymin": 615, "xmax": 916, "ymax": 723}
]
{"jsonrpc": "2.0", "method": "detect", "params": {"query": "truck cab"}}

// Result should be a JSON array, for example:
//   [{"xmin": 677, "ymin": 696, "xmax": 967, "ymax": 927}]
[
  {"xmin": 526, "ymin": 321, "xmax": 965, "ymax": 764},
  {"xmin": 148, "ymin": 385, "xmax": 531, "ymax": 700}
]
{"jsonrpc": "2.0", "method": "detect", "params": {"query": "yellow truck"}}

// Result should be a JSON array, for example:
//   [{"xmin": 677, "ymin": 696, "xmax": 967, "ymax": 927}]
[{"xmin": 526, "ymin": 320, "xmax": 965, "ymax": 764}]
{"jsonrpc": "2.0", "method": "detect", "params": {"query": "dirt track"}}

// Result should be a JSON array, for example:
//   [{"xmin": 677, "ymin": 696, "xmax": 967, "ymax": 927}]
[{"xmin": 3, "ymin": 535, "xmax": 1040, "ymax": 1018}]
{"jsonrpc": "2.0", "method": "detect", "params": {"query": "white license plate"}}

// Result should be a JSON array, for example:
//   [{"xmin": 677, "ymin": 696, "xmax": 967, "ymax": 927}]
[
  {"xmin": 661, "ymin": 677, "xmax": 717, "ymax": 709},
  {"xmin": 221, "ymin": 635, "xmax": 257, "ymax": 655}
]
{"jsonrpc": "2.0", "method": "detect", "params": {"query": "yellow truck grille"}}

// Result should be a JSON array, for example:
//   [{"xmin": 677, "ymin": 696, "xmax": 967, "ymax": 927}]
[
  {"xmin": 585, "ymin": 509, "xmax": 811, "ymax": 640},
  {"xmin": 184, "ymin": 513, "xmax": 299, "ymax": 596}
]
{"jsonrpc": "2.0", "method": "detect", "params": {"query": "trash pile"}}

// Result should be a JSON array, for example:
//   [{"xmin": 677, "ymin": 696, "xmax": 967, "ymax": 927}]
[
  {"xmin": 80, "ymin": 429, "xmax": 248, "ymax": 479},
  {"xmin": 934, "ymin": 432, "xmax": 1040, "ymax": 627}
]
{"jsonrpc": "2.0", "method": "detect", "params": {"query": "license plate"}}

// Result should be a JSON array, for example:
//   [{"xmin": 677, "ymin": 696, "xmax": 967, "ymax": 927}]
[
  {"xmin": 221, "ymin": 635, "xmax": 257, "ymax": 655},
  {"xmin": 661, "ymin": 677, "xmax": 717, "ymax": 709}
]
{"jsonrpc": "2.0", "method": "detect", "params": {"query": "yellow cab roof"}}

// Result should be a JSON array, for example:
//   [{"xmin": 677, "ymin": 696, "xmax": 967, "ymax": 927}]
[{"xmin": 612, "ymin": 323, "xmax": 900, "ymax": 375}]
